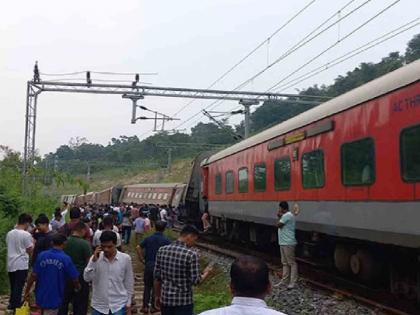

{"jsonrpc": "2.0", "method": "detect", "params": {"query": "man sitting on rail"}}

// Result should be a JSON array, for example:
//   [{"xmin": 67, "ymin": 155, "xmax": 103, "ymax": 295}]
[{"xmin": 199, "ymin": 255, "xmax": 287, "ymax": 315}]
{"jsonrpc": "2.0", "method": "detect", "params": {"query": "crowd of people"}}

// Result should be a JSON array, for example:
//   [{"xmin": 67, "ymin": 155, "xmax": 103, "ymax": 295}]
[{"xmin": 6, "ymin": 200, "xmax": 296, "ymax": 315}]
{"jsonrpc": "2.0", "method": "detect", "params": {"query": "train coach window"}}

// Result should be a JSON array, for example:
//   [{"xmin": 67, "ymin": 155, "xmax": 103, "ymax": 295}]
[
  {"xmin": 254, "ymin": 163, "xmax": 266, "ymax": 192},
  {"xmin": 275, "ymin": 157, "xmax": 291, "ymax": 191},
  {"xmin": 341, "ymin": 137, "xmax": 375, "ymax": 186},
  {"xmin": 215, "ymin": 174, "xmax": 222, "ymax": 194},
  {"xmin": 238, "ymin": 168, "xmax": 248, "ymax": 193},
  {"xmin": 226, "ymin": 171, "xmax": 234, "ymax": 193},
  {"xmin": 401, "ymin": 125, "xmax": 420, "ymax": 181},
  {"xmin": 302, "ymin": 150, "xmax": 325, "ymax": 188}
]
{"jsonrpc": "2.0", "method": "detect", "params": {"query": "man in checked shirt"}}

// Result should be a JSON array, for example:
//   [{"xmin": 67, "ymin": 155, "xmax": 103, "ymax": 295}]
[{"xmin": 154, "ymin": 225, "xmax": 213, "ymax": 315}]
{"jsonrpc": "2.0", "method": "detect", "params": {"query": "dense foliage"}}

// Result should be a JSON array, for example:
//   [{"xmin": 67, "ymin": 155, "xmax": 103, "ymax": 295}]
[{"xmin": 0, "ymin": 146, "xmax": 58, "ymax": 293}]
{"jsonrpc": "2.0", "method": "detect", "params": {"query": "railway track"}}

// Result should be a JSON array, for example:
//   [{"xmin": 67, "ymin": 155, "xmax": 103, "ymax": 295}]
[{"xmin": 192, "ymin": 232, "xmax": 419, "ymax": 315}]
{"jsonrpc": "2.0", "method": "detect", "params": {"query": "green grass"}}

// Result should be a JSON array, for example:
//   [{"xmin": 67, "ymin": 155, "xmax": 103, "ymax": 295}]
[{"xmin": 194, "ymin": 260, "xmax": 231, "ymax": 314}]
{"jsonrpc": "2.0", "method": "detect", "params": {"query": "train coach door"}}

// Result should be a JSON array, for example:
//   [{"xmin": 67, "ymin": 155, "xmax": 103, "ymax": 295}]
[{"xmin": 202, "ymin": 167, "xmax": 209, "ymax": 199}]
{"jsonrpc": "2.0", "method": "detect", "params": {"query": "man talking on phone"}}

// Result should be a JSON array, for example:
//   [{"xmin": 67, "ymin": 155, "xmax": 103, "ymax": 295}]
[{"xmin": 84, "ymin": 231, "xmax": 134, "ymax": 315}]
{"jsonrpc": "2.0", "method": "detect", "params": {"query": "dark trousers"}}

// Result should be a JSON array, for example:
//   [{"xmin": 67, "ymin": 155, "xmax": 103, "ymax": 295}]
[
  {"xmin": 122, "ymin": 226, "xmax": 132, "ymax": 244},
  {"xmin": 58, "ymin": 275, "xmax": 89, "ymax": 315},
  {"xmin": 8, "ymin": 269, "xmax": 28, "ymax": 309},
  {"xmin": 161, "ymin": 304, "xmax": 193, "ymax": 315},
  {"xmin": 143, "ymin": 266, "xmax": 155, "ymax": 308}
]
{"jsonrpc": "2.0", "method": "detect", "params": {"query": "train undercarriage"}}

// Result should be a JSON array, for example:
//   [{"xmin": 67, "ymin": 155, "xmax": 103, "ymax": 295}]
[{"xmin": 209, "ymin": 215, "xmax": 420, "ymax": 303}]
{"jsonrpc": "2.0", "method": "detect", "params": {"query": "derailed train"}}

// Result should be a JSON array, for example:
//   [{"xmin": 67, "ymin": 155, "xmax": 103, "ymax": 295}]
[
  {"xmin": 61, "ymin": 183, "xmax": 187, "ymax": 208},
  {"xmin": 63, "ymin": 60, "xmax": 420, "ymax": 300}
]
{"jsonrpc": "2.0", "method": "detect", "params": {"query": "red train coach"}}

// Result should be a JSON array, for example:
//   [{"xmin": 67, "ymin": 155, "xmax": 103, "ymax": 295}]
[{"xmin": 201, "ymin": 60, "xmax": 420, "ymax": 299}]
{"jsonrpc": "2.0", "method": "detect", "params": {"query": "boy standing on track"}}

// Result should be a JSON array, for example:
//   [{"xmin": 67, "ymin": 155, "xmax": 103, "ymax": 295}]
[
  {"xmin": 6, "ymin": 213, "xmax": 34, "ymax": 312},
  {"xmin": 276, "ymin": 201, "xmax": 298, "ymax": 289},
  {"xmin": 59, "ymin": 222, "xmax": 92, "ymax": 315},
  {"xmin": 133, "ymin": 213, "xmax": 146, "ymax": 245},
  {"xmin": 136, "ymin": 221, "xmax": 171, "ymax": 314},
  {"xmin": 24, "ymin": 234, "xmax": 80, "ymax": 315}
]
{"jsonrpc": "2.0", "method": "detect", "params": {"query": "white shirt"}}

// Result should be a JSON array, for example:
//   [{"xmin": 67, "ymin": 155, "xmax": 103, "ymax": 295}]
[
  {"xmin": 92, "ymin": 230, "xmax": 122, "ymax": 247},
  {"xmin": 199, "ymin": 297, "xmax": 287, "ymax": 315},
  {"xmin": 6, "ymin": 228, "xmax": 33, "ymax": 272},
  {"xmin": 84, "ymin": 251, "xmax": 134, "ymax": 313},
  {"xmin": 160, "ymin": 209, "xmax": 168, "ymax": 222}
]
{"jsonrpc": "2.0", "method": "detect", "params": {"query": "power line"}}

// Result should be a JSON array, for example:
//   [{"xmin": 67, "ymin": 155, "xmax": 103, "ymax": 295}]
[
  {"xmin": 138, "ymin": 0, "xmax": 318, "ymax": 139},
  {"xmin": 40, "ymin": 71, "xmax": 158, "ymax": 76},
  {"xmin": 223, "ymin": 17, "xmax": 420, "ymax": 114},
  {"xmin": 40, "ymin": 71, "xmax": 86, "ymax": 76},
  {"xmin": 275, "ymin": 18, "xmax": 420, "ymax": 92},
  {"xmin": 170, "ymin": 0, "xmax": 318, "ymax": 118},
  {"xmin": 173, "ymin": 0, "xmax": 371, "ymax": 131},
  {"xmin": 228, "ymin": 0, "xmax": 367, "ymax": 93},
  {"xmin": 268, "ymin": 0, "xmax": 401, "ymax": 91},
  {"xmin": 42, "ymin": 77, "xmax": 153, "ymax": 84},
  {"xmin": 91, "ymin": 71, "xmax": 158, "ymax": 76}
]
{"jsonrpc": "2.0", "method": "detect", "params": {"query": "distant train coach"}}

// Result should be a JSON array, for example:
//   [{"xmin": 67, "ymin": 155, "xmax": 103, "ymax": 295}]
[
  {"xmin": 63, "ymin": 183, "xmax": 186, "ymax": 208},
  {"xmin": 119, "ymin": 183, "xmax": 187, "ymax": 207},
  {"xmin": 201, "ymin": 60, "xmax": 420, "ymax": 300},
  {"xmin": 96, "ymin": 186, "xmax": 123, "ymax": 205}
]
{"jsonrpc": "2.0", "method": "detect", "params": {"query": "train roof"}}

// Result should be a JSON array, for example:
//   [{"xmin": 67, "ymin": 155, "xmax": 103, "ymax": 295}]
[
  {"xmin": 123, "ymin": 183, "xmax": 186, "ymax": 189},
  {"xmin": 203, "ymin": 59, "xmax": 420, "ymax": 166}
]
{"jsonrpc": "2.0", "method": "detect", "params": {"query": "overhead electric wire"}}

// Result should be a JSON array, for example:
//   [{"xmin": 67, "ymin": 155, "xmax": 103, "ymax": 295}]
[
  {"xmin": 41, "ymin": 78, "xmax": 153, "ymax": 84},
  {"xmin": 275, "ymin": 18, "xmax": 420, "ymax": 92},
  {"xmin": 40, "ymin": 71, "xmax": 158, "ymax": 76},
  {"xmin": 91, "ymin": 71, "xmax": 158, "ymax": 76},
  {"xmin": 40, "ymin": 71, "xmax": 86, "ymax": 76},
  {"xmin": 268, "ymin": 0, "xmax": 401, "ymax": 91},
  {"xmin": 223, "ymin": 17, "xmax": 420, "ymax": 114},
  {"xmin": 170, "ymin": 0, "xmax": 318, "ymax": 118},
  {"xmin": 225, "ymin": 0, "xmax": 367, "ymax": 93},
  {"xmin": 173, "ymin": 0, "xmax": 372, "ymax": 131},
  {"xmin": 139, "ymin": 0, "xmax": 318, "ymax": 138}
]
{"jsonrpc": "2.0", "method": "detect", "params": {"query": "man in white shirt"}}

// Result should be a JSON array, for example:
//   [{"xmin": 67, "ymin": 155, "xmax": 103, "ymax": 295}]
[
  {"xmin": 84, "ymin": 231, "xmax": 134, "ymax": 315},
  {"xmin": 199, "ymin": 255, "xmax": 287, "ymax": 315},
  {"xmin": 6, "ymin": 213, "xmax": 34, "ymax": 311},
  {"xmin": 159, "ymin": 207, "xmax": 168, "ymax": 222}
]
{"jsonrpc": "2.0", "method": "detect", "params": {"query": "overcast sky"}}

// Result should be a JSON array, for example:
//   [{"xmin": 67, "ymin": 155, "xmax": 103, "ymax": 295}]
[{"xmin": 1, "ymin": 0, "xmax": 419, "ymax": 155}]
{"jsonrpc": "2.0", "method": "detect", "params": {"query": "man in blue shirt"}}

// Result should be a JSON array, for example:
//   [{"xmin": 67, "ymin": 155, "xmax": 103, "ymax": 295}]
[
  {"xmin": 136, "ymin": 221, "xmax": 171, "ymax": 314},
  {"xmin": 24, "ymin": 234, "xmax": 80, "ymax": 315},
  {"xmin": 276, "ymin": 201, "xmax": 298, "ymax": 289}
]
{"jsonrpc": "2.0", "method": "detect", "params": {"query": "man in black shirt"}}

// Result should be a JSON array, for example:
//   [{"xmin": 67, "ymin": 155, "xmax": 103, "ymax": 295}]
[
  {"xmin": 32, "ymin": 215, "xmax": 53, "ymax": 266},
  {"xmin": 149, "ymin": 205, "xmax": 159, "ymax": 228},
  {"xmin": 137, "ymin": 221, "xmax": 171, "ymax": 314}
]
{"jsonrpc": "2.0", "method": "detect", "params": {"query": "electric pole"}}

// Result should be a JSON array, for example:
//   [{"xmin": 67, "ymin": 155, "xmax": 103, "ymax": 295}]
[
  {"xmin": 239, "ymin": 99, "xmax": 259, "ymax": 138},
  {"xmin": 167, "ymin": 148, "xmax": 172, "ymax": 172}
]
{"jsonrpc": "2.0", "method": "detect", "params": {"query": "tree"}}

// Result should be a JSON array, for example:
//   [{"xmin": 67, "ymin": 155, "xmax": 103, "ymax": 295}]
[
  {"xmin": 405, "ymin": 33, "xmax": 420, "ymax": 64},
  {"xmin": 191, "ymin": 122, "xmax": 236, "ymax": 144},
  {"xmin": 55, "ymin": 145, "xmax": 74, "ymax": 160}
]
